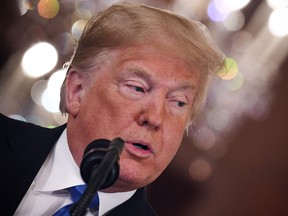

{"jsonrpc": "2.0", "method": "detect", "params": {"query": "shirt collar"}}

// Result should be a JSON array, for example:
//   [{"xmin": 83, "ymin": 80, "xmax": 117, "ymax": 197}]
[
  {"xmin": 34, "ymin": 129, "xmax": 84, "ymax": 192},
  {"xmin": 33, "ymin": 128, "xmax": 136, "ymax": 215}
]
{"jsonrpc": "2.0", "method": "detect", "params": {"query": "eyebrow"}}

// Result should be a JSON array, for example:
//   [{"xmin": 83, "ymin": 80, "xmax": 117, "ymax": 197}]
[
  {"xmin": 125, "ymin": 67, "xmax": 153, "ymax": 84},
  {"xmin": 125, "ymin": 67, "xmax": 197, "ymax": 92},
  {"xmin": 126, "ymin": 67, "xmax": 151, "ymax": 78}
]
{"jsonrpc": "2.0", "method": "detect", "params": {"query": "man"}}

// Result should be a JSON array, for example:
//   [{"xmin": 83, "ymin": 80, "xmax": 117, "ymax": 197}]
[{"xmin": 0, "ymin": 2, "xmax": 224, "ymax": 216}]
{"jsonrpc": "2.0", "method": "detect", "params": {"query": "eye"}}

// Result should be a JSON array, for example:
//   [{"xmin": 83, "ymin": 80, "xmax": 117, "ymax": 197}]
[
  {"xmin": 168, "ymin": 94, "xmax": 189, "ymax": 111},
  {"xmin": 177, "ymin": 101, "xmax": 187, "ymax": 107},
  {"xmin": 131, "ymin": 85, "xmax": 145, "ymax": 93},
  {"xmin": 125, "ymin": 84, "xmax": 146, "ymax": 94},
  {"xmin": 118, "ymin": 79, "xmax": 148, "ymax": 100}
]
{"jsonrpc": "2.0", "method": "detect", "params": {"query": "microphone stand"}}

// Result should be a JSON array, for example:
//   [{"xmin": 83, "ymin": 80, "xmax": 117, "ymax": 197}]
[{"xmin": 70, "ymin": 138, "xmax": 124, "ymax": 216}]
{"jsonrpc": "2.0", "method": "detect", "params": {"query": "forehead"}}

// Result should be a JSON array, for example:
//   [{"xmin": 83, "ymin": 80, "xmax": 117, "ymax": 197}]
[{"xmin": 110, "ymin": 45, "xmax": 200, "ymax": 85}]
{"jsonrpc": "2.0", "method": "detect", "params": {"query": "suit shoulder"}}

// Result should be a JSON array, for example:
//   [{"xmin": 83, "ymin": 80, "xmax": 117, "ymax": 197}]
[{"xmin": 0, "ymin": 113, "xmax": 45, "ymax": 132}]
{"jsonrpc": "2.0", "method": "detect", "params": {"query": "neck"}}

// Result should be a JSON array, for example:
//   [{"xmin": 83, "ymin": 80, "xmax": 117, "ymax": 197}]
[{"xmin": 66, "ymin": 117, "xmax": 85, "ymax": 167}]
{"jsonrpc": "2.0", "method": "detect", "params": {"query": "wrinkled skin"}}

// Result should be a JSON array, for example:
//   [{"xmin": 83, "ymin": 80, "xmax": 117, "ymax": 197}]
[{"xmin": 66, "ymin": 46, "xmax": 200, "ymax": 192}]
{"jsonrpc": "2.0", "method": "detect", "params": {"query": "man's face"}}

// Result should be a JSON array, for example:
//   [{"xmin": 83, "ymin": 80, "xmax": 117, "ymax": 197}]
[{"xmin": 67, "ymin": 46, "xmax": 199, "ymax": 192}]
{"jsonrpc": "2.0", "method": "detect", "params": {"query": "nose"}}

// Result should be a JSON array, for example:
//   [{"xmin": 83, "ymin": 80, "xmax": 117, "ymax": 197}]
[{"xmin": 137, "ymin": 97, "xmax": 165, "ymax": 130}]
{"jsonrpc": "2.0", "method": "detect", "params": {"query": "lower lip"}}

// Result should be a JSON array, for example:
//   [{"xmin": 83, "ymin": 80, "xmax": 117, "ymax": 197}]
[{"xmin": 125, "ymin": 142, "xmax": 152, "ymax": 159}]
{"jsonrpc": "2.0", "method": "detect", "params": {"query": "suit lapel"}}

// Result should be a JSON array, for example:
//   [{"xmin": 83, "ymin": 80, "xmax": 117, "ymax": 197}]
[
  {"xmin": 105, "ymin": 187, "xmax": 156, "ymax": 216},
  {"xmin": 1, "ymin": 120, "xmax": 66, "ymax": 215}
]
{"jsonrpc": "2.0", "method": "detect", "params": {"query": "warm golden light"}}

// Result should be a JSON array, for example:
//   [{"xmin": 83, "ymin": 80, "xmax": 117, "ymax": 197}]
[{"xmin": 38, "ymin": 0, "xmax": 60, "ymax": 19}]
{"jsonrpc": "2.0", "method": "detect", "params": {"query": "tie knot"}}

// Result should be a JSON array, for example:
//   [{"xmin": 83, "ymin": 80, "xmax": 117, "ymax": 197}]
[{"xmin": 68, "ymin": 185, "xmax": 99, "ymax": 209}]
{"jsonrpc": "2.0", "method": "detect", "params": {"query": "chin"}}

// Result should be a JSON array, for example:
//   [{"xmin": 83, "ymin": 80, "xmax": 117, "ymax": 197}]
[{"xmin": 113, "ymin": 158, "xmax": 155, "ymax": 191}]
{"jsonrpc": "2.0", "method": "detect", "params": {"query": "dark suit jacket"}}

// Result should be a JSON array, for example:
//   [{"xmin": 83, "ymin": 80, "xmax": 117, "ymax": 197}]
[{"xmin": 0, "ymin": 113, "xmax": 157, "ymax": 216}]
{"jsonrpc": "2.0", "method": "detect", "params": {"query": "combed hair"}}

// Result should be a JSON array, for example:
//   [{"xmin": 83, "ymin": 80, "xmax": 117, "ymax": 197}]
[{"xmin": 59, "ymin": 2, "xmax": 225, "ymax": 121}]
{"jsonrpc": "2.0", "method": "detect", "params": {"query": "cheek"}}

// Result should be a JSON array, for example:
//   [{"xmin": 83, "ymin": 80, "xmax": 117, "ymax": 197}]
[
  {"xmin": 76, "ymin": 93, "xmax": 117, "ymax": 140},
  {"xmin": 161, "ymin": 141, "xmax": 181, "ymax": 163},
  {"xmin": 80, "ymin": 91, "xmax": 138, "ymax": 139},
  {"xmin": 159, "ymin": 124, "xmax": 185, "ymax": 163}
]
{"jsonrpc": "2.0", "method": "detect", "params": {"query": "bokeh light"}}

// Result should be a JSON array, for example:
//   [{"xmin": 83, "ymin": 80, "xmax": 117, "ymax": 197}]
[
  {"xmin": 71, "ymin": 19, "xmax": 88, "ymax": 40},
  {"xmin": 41, "ymin": 69, "xmax": 66, "ymax": 113},
  {"xmin": 268, "ymin": 8, "xmax": 288, "ymax": 37},
  {"xmin": 55, "ymin": 32, "xmax": 75, "ymax": 55},
  {"xmin": 218, "ymin": 57, "xmax": 239, "ymax": 80},
  {"xmin": 38, "ymin": 0, "xmax": 60, "ymax": 19},
  {"xmin": 172, "ymin": 0, "xmax": 209, "ymax": 21},
  {"xmin": 223, "ymin": 11, "xmax": 245, "ymax": 31},
  {"xmin": 18, "ymin": 0, "xmax": 36, "ymax": 12},
  {"xmin": 208, "ymin": 0, "xmax": 250, "ymax": 23},
  {"xmin": 221, "ymin": 72, "xmax": 244, "ymax": 91},
  {"xmin": 246, "ymin": 94, "xmax": 272, "ymax": 121},
  {"xmin": 193, "ymin": 127, "xmax": 217, "ymax": 150},
  {"xmin": 215, "ymin": 0, "xmax": 251, "ymax": 13},
  {"xmin": 266, "ymin": 0, "xmax": 288, "ymax": 9},
  {"xmin": 17, "ymin": 0, "xmax": 30, "ymax": 15},
  {"xmin": 75, "ymin": 0, "xmax": 97, "ymax": 19},
  {"xmin": 206, "ymin": 108, "xmax": 231, "ymax": 131},
  {"xmin": 21, "ymin": 42, "xmax": 58, "ymax": 78},
  {"xmin": 31, "ymin": 79, "xmax": 48, "ymax": 106},
  {"xmin": 189, "ymin": 159, "xmax": 212, "ymax": 182},
  {"xmin": 207, "ymin": 0, "xmax": 229, "ymax": 22},
  {"xmin": 208, "ymin": 142, "xmax": 228, "ymax": 159}
]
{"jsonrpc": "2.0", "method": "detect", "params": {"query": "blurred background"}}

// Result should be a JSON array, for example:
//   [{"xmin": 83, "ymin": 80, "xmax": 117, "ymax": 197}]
[{"xmin": 0, "ymin": 0, "xmax": 288, "ymax": 215}]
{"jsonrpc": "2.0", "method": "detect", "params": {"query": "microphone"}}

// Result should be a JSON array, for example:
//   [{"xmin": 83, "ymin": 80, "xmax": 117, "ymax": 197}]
[
  {"xmin": 70, "ymin": 137, "xmax": 124, "ymax": 216},
  {"xmin": 80, "ymin": 138, "xmax": 121, "ymax": 189}
]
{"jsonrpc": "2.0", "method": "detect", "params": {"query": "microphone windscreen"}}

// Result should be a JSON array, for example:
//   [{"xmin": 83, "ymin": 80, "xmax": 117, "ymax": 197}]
[{"xmin": 83, "ymin": 139, "xmax": 110, "ymax": 156}]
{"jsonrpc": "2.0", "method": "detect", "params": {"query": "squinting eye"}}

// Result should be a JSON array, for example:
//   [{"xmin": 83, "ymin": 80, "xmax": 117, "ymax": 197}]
[
  {"xmin": 119, "ymin": 80, "xmax": 147, "ymax": 100},
  {"xmin": 177, "ymin": 101, "xmax": 186, "ymax": 107},
  {"xmin": 134, "ymin": 86, "xmax": 145, "ymax": 93}
]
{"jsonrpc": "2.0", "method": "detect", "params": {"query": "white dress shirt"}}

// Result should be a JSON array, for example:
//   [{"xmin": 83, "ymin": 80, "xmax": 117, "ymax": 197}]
[{"xmin": 14, "ymin": 129, "xmax": 135, "ymax": 216}]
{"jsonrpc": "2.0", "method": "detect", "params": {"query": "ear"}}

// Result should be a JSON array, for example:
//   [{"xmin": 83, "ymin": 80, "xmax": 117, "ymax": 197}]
[{"xmin": 65, "ymin": 69, "xmax": 86, "ymax": 117}]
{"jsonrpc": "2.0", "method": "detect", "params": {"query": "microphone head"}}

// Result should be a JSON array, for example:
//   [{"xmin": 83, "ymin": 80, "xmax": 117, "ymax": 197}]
[
  {"xmin": 83, "ymin": 139, "xmax": 110, "ymax": 155},
  {"xmin": 80, "ymin": 139, "xmax": 120, "ymax": 189}
]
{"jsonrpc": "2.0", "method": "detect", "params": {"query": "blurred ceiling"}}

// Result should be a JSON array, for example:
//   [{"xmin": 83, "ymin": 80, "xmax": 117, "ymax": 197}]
[{"xmin": 0, "ymin": 0, "xmax": 288, "ymax": 215}]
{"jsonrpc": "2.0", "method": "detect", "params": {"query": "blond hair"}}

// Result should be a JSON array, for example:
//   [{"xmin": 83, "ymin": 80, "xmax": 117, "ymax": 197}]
[{"xmin": 59, "ymin": 2, "xmax": 225, "ymax": 121}]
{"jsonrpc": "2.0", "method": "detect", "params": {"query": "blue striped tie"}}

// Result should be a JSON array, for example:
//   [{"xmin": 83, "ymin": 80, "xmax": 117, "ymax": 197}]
[{"xmin": 53, "ymin": 185, "xmax": 99, "ymax": 216}]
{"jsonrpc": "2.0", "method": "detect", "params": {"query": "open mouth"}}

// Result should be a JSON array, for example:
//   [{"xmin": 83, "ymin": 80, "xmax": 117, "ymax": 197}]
[
  {"xmin": 132, "ymin": 143, "xmax": 149, "ymax": 151},
  {"xmin": 125, "ymin": 141, "xmax": 153, "ymax": 158}
]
